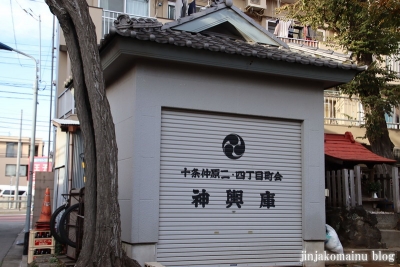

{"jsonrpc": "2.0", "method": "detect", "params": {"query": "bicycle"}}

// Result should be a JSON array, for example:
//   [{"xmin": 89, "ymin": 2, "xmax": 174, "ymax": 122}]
[
  {"xmin": 58, "ymin": 188, "xmax": 85, "ymax": 249},
  {"xmin": 50, "ymin": 194, "xmax": 70, "ymax": 244},
  {"xmin": 58, "ymin": 203, "xmax": 82, "ymax": 248}
]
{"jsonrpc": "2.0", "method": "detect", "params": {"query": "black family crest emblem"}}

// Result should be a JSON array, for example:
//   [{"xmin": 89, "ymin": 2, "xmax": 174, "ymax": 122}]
[{"xmin": 222, "ymin": 134, "xmax": 245, "ymax": 160}]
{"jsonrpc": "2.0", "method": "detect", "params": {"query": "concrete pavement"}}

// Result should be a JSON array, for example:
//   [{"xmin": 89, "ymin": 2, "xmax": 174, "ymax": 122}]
[
  {"xmin": 0, "ymin": 208, "xmax": 27, "ymax": 267},
  {"xmin": 1, "ymin": 208, "xmax": 399, "ymax": 267},
  {"xmin": 0, "ymin": 230, "xmax": 27, "ymax": 267}
]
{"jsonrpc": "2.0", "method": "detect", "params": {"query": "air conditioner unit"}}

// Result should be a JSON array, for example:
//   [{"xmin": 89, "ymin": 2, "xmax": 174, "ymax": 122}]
[{"xmin": 245, "ymin": 0, "xmax": 266, "ymax": 10}]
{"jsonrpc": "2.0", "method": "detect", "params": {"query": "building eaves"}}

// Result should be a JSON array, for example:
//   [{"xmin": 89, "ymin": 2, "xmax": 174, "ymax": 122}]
[
  {"xmin": 102, "ymin": 15, "xmax": 366, "ymax": 73},
  {"xmin": 52, "ymin": 118, "xmax": 80, "ymax": 127},
  {"xmin": 288, "ymin": 43, "xmax": 353, "ymax": 63}
]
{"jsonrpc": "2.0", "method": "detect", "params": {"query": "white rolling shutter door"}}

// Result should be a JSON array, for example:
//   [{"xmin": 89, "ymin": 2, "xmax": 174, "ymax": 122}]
[{"xmin": 158, "ymin": 109, "xmax": 302, "ymax": 267}]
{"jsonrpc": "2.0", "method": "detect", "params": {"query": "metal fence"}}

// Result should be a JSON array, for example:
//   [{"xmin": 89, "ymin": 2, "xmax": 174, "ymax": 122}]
[
  {"xmin": 277, "ymin": 36, "xmax": 319, "ymax": 48},
  {"xmin": 386, "ymin": 55, "xmax": 400, "ymax": 77},
  {"xmin": 323, "ymin": 90, "xmax": 400, "ymax": 129},
  {"xmin": 0, "ymin": 196, "xmax": 27, "ymax": 209},
  {"xmin": 57, "ymin": 88, "xmax": 75, "ymax": 119}
]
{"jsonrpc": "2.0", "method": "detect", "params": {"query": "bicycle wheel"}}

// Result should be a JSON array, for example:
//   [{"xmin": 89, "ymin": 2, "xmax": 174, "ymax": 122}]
[
  {"xmin": 58, "ymin": 203, "xmax": 80, "ymax": 248},
  {"xmin": 50, "ymin": 205, "xmax": 68, "ymax": 244}
]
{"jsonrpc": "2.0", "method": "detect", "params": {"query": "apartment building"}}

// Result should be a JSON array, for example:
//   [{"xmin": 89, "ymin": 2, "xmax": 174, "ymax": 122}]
[{"xmin": 0, "ymin": 135, "xmax": 44, "ymax": 187}]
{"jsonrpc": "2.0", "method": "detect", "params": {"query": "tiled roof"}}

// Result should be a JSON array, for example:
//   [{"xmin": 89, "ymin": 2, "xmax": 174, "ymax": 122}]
[
  {"xmin": 104, "ymin": 15, "xmax": 366, "ymax": 72},
  {"xmin": 324, "ymin": 132, "xmax": 396, "ymax": 165},
  {"xmin": 287, "ymin": 43, "xmax": 353, "ymax": 63}
]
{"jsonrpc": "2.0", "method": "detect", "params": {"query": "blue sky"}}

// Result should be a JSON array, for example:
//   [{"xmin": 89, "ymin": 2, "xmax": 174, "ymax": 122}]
[{"xmin": 0, "ymin": 0, "xmax": 55, "ymax": 156}]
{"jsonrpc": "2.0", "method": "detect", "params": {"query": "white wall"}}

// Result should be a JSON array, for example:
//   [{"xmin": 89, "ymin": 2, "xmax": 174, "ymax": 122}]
[{"xmin": 107, "ymin": 60, "xmax": 326, "ymax": 247}]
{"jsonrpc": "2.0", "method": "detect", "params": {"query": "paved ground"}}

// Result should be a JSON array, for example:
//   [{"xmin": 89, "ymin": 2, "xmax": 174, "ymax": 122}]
[
  {"xmin": 0, "ymin": 209, "xmax": 25, "ymax": 267},
  {"xmin": 1, "ymin": 208, "xmax": 399, "ymax": 267}
]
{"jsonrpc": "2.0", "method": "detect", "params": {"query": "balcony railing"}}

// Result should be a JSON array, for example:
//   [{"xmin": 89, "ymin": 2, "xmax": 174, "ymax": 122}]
[
  {"xmin": 386, "ymin": 55, "xmax": 400, "ymax": 77},
  {"xmin": 0, "ymin": 153, "xmax": 29, "ymax": 158},
  {"xmin": 58, "ymin": 88, "xmax": 75, "ymax": 119},
  {"xmin": 277, "ymin": 37, "xmax": 319, "ymax": 48},
  {"xmin": 324, "ymin": 90, "xmax": 400, "ymax": 129},
  {"xmin": 102, "ymin": 10, "xmax": 151, "ymax": 38}
]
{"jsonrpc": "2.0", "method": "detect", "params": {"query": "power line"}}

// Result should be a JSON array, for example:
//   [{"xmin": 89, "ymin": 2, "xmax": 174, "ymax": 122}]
[
  {"xmin": 0, "ymin": 55, "xmax": 53, "ymax": 63},
  {"xmin": 0, "ymin": 76, "xmax": 40, "ymax": 82},
  {"xmin": 0, "ymin": 121, "xmax": 50, "ymax": 127},
  {"xmin": 0, "ymin": 85, "xmax": 51, "ymax": 91},
  {"xmin": 0, "ymin": 125, "xmax": 48, "ymax": 132},
  {"xmin": 0, "ymin": 96, "xmax": 51, "ymax": 101},
  {"xmin": 9, "ymin": 0, "xmax": 22, "ymax": 66},
  {"xmin": 0, "ymin": 82, "xmax": 51, "ymax": 87},
  {"xmin": 1, "ymin": 42, "xmax": 51, "ymax": 48},
  {"xmin": 0, "ymin": 116, "xmax": 50, "ymax": 123},
  {"xmin": 0, "ymin": 90, "xmax": 52, "ymax": 97},
  {"xmin": 0, "ymin": 49, "xmax": 52, "ymax": 55},
  {"xmin": 0, "ymin": 113, "xmax": 52, "ymax": 120},
  {"xmin": 0, "ymin": 62, "xmax": 52, "ymax": 69}
]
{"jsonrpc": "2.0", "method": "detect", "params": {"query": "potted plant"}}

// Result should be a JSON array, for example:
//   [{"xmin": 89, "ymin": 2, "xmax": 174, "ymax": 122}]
[{"xmin": 367, "ymin": 181, "xmax": 381, "ymax": 198}]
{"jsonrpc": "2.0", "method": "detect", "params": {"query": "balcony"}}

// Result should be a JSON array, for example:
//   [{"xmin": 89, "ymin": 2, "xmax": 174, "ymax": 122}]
[
  {"xmin": 386, "ymin": 55, "xmax": 400, "ymax": 77},
  {"xmin": 58, "ymin": 88, "xmax": 75, "ymax": 119},
  {"xmin": 324, "ymin": 90, "xmax": 400, "ymax": 129},
  {"xmin": 277, "ymin": 37, "xmax": 318, "ymax": 48}
]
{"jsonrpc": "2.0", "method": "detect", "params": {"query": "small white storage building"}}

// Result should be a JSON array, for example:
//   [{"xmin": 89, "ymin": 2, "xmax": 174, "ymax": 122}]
[{"xmin": 99, "ymin": 1, "xmax": 364, "ymax": 266}]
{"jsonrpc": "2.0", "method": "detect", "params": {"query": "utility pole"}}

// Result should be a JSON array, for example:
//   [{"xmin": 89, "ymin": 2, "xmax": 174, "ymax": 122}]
[
  {"xmin": 47, "ymin": 15, "xmax": 55, "ymax": 169},
  {"xmin": 14, "ymin": 110, "xmax": 23, "ymax": 209},
  {"xmin": 0, "ymin": 42, "xmax": 39, "ymax": 254}
]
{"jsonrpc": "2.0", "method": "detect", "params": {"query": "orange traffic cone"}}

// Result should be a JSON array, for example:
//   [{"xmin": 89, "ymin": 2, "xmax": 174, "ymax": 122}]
[{"xmin": 35, "ymin": 188, "xmax": 51, "ymax": 230}]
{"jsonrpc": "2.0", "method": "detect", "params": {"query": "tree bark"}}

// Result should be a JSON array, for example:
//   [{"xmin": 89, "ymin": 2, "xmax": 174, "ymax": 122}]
[
  {"xmin": 44, "ymin": 1, "xmax": 140, "ymax": 266},
  {"xmin": 356, "ymin": 53, "xmax": 394, "ymax": 173},
  {"xmin": 364, "ymin": 104, "xmax": 394, "ymax": 174}
]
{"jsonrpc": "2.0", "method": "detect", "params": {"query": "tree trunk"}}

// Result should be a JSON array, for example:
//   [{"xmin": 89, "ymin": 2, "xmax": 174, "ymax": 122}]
[
  {"xmin": 44, "ymin": 1, "xmax": 140, "ymax": 266},
  {"xmin": 357, "ymin": 53, "xmax": 394, "ymax": 174},
  {"xmin": 364, "ymin": 105, "xmax": 394, "ymax": 174}
]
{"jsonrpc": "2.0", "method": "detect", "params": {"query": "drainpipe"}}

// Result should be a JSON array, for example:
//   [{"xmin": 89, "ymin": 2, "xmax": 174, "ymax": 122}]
[
  {"xmin": 68, "ymin": 131, "xmax": 74, "ymax": 191},
  {"xmin": 64, "ymin": 132, "xmax": 70, "ymax": 194}
]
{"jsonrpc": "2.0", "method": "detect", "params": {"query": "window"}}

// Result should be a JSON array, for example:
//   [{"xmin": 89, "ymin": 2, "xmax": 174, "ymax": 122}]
[
  {"xmin": 5, "ymin": 165, "xmax": 28, "ymax": 177},
  {"xmin": 100, "ymin": 0, "xmax": 124, "ymax": 12},
  {"xmin": 168, "ymin": 2, "xmax": 203, "ymax": 19},
  {"xmin": 168, "ymin": 2, "xmax": 175, "ymax": 19},
  {"xmin": 100, "ymin": 0, "xmax": 148, "ymax": 16},
  {"xmin": 0, "ymin": 190, "xmax": 26, "ymax": 196},
  {"xmin": 316, "ymin": 29, "xmax": 326, "ymax": 42},
  {"xmin": 266, "ymin": 20, "xmax": 277, "ymax": 34},
  {"xmin": 28, "ymin": 145, "xmax": 39, "ymax": 157},
  {"xmin": 6, "ymin": 142, "xmax": 18, "ymax": 157}
]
